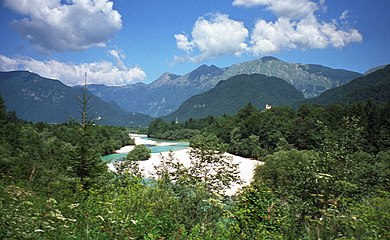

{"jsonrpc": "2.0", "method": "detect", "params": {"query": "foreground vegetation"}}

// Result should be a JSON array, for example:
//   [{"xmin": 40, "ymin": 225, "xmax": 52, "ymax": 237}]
[{"xmin": 1, "ymin": 94, "xmax": 389, "ymax": 239}]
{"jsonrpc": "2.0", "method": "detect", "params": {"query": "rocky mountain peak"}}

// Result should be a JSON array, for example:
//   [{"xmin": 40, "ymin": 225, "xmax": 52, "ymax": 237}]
[
  {"xmin": 150, "ymin": 72, "xmax": 181, "ymax": 88},
  {"xmin": 188, "ymin": 64, "xmax": 224, "ymax": 82},
  {"xmin": 260, "ymin": 56, "xmax": 281, "ymax": 63}
]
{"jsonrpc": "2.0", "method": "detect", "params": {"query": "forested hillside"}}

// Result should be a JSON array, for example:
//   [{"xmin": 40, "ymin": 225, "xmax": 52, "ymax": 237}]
[
  {"xmin": 1, "ymin": 93, "xmax": 389, "ymax": 239},
  {"xmin": 163, "ymin": 74, "xmax": 305, "ymax": 121},
  {"xmin": 0, "ymin": 71, "xmax": 153, "ymax": 127},
  {"xmin": 305, "ymin": 65, "xmax": 390, "ymax": 105}
]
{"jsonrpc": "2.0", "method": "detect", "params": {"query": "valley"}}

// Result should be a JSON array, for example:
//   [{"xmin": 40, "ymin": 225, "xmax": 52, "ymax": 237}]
[
  {"xmin": 0, "ymin": 57, "xmax": 371, "ymax": 127},
  {"xmin": 1, "ymin": 1, "xmax": 389, "ymax": 238},
  {"xmin": 1, "ymin": 59, "xmax": 389, "ymax": 239}
]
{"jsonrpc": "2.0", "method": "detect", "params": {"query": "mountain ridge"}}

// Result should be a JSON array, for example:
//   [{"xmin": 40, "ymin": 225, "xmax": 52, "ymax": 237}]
[
  {"xmin": 304, "ymin": 65, "xmax": 390, "ymax": 105},
  {"xmin": 0, "ymin": 71, "xmax": 153, "ymax": 126},
  {"xmin": 86, "ymin": 57, "xmax": 361, "ymax": 117},
  {"xmin": 163, "ymin": 73, "xmax": 305, "ymax": 121}
]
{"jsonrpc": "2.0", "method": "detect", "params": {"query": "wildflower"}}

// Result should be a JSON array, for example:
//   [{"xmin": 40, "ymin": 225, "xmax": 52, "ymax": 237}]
[
  {"xmin": 47, "ymin": 198, "xmax": 58, "ymax": 204},
  {"xmin": 68, "ymin": 203, "xmax": 79, "ymax": 209},
  {"xmin": 131, "ymin": 219, "xmax": 138, "ymax": 225},
  {"xmin": 50, "ymin": 209, "xmax": 66, "ymax": 221}
]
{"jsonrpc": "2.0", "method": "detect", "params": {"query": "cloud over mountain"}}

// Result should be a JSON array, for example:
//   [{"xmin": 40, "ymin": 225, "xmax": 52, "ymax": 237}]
[
  {"xmin": 243, "ymin": 0, "xmax": 363, "ymax": 54},
  {"xmin": 174, "ymin": 13, "xmax": 249, "ymax": 63},
  {"xmin": 175, "ymin": 0, "xmax": 362, "ymax": 62},
  {"xmin": 4, "ymin": 0, "xmax": 122, "ymax": 52},
  {"xmin": 0, "ymin": 54, "xmax": 146, "ymax": 86}
]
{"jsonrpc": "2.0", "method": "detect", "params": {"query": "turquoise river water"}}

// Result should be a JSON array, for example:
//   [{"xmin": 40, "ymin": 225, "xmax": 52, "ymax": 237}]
[{"xmin": 101, "ymin": 135, "xmax": 189, "ymax": 162}]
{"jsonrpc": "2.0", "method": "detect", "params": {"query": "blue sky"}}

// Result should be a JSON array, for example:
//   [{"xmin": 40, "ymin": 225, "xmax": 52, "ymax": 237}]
[{"xmin": 0, "ymin": 0, "xmax": 389, "ymax": 86}]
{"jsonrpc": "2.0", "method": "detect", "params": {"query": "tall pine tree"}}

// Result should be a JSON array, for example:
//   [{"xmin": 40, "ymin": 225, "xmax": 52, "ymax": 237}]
[{"xmin": 73, "ymin": 73, "xmax": 107, "ymax": 189}]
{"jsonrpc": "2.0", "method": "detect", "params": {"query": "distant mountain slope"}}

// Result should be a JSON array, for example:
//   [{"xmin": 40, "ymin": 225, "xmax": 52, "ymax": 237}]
[
  {"xmin": 85, "ymin": 65, "xmax": 224, "ymax": 117},
  {"xmin": 216, "ymin": 58, "xmax": 362, "ymax": 98},
  {"xmin": 0, "ymin": 71, "xmax": 153, "ymax": 126},
  {"xmin": 364, "ymin": 64, "xmax": 389, "ymax": 75},
  {"xmin": 87, "ymin": 57, "xmax": 361, "ymax": 117},
  {"xmin": 163, "ymin": 74, "xmax": 305, "ymax": 121},
  {"xmin": 305, "ymin": 65, "xmax": 390, "ymax": 105}
]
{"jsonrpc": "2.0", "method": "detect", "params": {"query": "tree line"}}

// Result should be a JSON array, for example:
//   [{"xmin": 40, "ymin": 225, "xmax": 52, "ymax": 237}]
[
  {"xmin": 1, "ymin": 94, "xmax": 389, "ymax": 239},
  {"xmin": 149, "ymin": 100, "xmax": 390, "ymax": 157}
]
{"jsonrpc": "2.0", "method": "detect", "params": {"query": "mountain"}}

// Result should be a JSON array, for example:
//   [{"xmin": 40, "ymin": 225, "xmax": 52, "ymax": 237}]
[
  {"xmin": 305, "ymin": 65, "xmax": 390, "ymax": 105},
  {"xmin": 364, "ymin": 64, "xmax": 389, "ymax": 75},
  {"xmin": 0, "ymin": 71, "xmax": 153, "ymax": 127},
  {"xmin": 163, "ymin": 74, "xmax": 305, "ymax": 121},
  {"xmin": 213, "ymin": 57, "xmax": 362, "ymax": 98},
  {"xmin": 85, "ymin": 64, "xmax": 225, "ymax": 117},
  {"xmin": 86, "ymin": 57, "xmax": 361, "ymax": 117}
]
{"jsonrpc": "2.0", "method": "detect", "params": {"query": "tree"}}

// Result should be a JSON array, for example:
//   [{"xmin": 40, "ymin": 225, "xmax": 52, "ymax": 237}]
[
  {"xmin": 185, "ymin": 133, "xmax": 242, "ymax": 194},
  {"xmin": 126, "ymin": 144, "xmax": 151, "ymax": 161},
  {"xmin": 113, "ymin": 145, "xmax": 150, "ymax": 176},
  {"xmin": 231, "ymin": 184, "xmax": 291, "ymax": 239},
  {"xmin": 72, "ymin": 73, "xmax": 107, "ymax": 189},
  {"xmin": 0, "ymin": 95, "xmax": 6, "ymax": 121},
  {"xmin": 157, "ymin": 134, "xmax": 237, "ymax": 193}
]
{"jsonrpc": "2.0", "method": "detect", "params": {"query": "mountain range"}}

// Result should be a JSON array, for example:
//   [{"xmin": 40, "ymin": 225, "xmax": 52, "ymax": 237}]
[
  {"xmin": 1, "ymin": 58, "xmax": 387, "ymax": 127},
  {"xmin": 0, "ymin": 71, "xmax": 153, "ymax": 127},
  {"xmin": 306, "ymin": 65, "xmax": 390, "ymax": 105},
  {"xmin": 164, "ymin": 65, "xmax": 390, "ymax": 121},
  {"xmin": 86, "ymin": 57, "xmax": 362, "ymax": 117},
  {"xmin": 163, "ymin": 74, "xmax": 305, "ymax": 121}
]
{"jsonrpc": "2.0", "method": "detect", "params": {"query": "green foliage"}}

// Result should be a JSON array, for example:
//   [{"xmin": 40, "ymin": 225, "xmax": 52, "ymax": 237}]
[
  {"xmin": 187, "ymin": 134, "xmax": 241, "ymax": 194},
  {"xmin": 127, "ymin": 144, "xmax": 151, "ymax": 161},
  {"xmin": 149, "ymin": 100, "xmax": 390, "ymax": 160},
  {"xmin": 303, "ymin": 193, "xmax": 390, "ymax": 239},
  {"xmin": 230, "ymin": 184, "xmax": 291, "ymax": 239},
  {"xmin": 0, "ymin": 95, "xmax": 5, "ymax": 121},
  {"xmin": 148, "ymin": 118, "xmax": 201, "ymax": 140},
  {"xmin": 1, "ymin": 91, "xmax": 390, "ymax": 239},
  {"xmin": 253, "ymin": 112, "xmax": 390, "ymax": 238},
  {"xmin": 255, "ymin": 149, "xmax": 326, "ymax": 225}
]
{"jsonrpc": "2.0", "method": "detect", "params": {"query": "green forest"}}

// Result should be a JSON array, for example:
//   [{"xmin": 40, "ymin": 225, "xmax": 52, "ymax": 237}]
[{"xmin": 1, "ymin": 93, "xmax": 389, "ymax": 239}]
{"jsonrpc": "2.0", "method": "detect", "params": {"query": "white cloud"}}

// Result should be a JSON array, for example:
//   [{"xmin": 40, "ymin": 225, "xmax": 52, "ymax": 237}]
[
  {"xmin": 233, "ymin": 0, "xmax": 318, "ymax": 19},
  {"xmin": 0, "ymin": 54, "xmax": 146, "ymax": 86},
  {"xmin": 250, "ymin": 11, "xmax": 362, "ymax": 54},
  {"xmin": 233, "ymin": 0, "xmax": 362, "ymax": 55},
  {"xmin": 339, "ymin": 10, "xmax": 349, "ymax": 21},
  {"xmin": 4, "ymin": 0, "xmax": 122, "ymax": 52},
  {"xmin": 108, "ymin": 49, "xmax": 127, "ymax": 71},
  {"xmin": 173, "ymin": 13, "xmax": 249, "ymax": 63},
  {"xmin": 174, "ymin": 34, "xmax": 194, "ymax": 53},
  {"xmin": 174, "ymin": 1, "xmax": 362, "ymax": 63}
]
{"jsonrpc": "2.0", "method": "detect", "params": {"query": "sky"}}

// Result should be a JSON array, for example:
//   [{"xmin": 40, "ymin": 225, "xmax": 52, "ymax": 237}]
[{"xmin": 0, "ymin": 0, "xmax": 389, "ymax": 86}]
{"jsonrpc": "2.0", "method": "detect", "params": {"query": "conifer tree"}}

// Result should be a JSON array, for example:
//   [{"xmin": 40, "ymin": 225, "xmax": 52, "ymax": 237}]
[
  {"xmin": 0, "ymin": 95, "xmax": 5, "ymax": 121},
  {"xmin": 73, "ymin": 73, "xmax": 107, "ymax": 189}
]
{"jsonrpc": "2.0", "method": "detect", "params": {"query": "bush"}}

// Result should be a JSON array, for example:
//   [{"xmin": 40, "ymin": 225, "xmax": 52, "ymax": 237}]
[{"xmin": 127, "ymin": 144, "xmax": 151, "ymax": 161}]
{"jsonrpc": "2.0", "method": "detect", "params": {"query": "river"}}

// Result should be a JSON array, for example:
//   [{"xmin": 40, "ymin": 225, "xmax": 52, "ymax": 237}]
[
  {"xmin": 101, "ymin": 134, "xmax": 189, "ymax": 162},
  {"xmin": 103, "ymin": 134, "xmax": 262, "ymax": 195}
]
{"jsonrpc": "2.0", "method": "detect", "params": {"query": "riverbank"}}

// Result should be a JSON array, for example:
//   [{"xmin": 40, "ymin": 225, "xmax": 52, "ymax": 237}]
[
  {"xmin": 118, "ymin": 134, "xmax": 184, "ymax": 150},
  {"xmin": 109, "ymin": 144, "xmax": 262, "ymax": 195}
]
